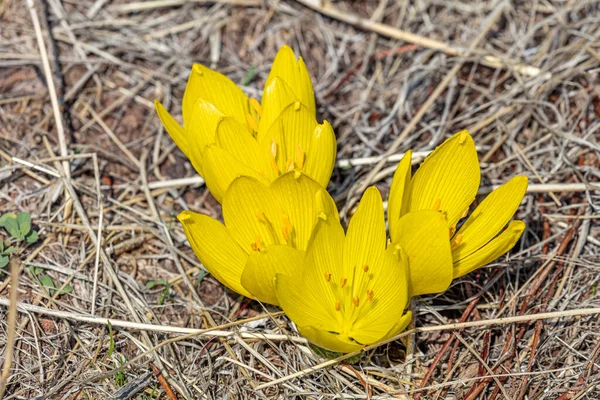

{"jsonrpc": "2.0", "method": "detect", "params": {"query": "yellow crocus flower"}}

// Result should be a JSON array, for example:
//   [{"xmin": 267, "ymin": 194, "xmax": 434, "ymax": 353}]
[
  {"xmin": 155, "ymin": 46, "xmax": 336, "ymax": 202},
  {"xmin": 274, "ymin": 187, "xmax": 416, "ymax": 353},
  {"xmin": 388, "ymin": 130, "xmax": 528, "ymax": 296},
  {"xmin": 178, "ymin": 171, "xmax": 338, "ymax": 305}
]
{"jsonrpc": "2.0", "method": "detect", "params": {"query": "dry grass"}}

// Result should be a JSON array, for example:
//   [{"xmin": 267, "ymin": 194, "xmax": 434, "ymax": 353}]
[{"xmin": 1, "ymin": 0, "xmax": 599, "ymax": 398}]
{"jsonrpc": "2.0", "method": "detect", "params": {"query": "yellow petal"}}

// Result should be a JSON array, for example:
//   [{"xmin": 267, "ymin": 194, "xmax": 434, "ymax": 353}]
[
  {"xmin": 453, "ymin": 176, "xmax": 528, "ymax": 262},
  {"xmin": 305, "ymin": 120, "xmax": 336, "ymax": 189},
  {"xmin": 269, "ymin": 172, "xmax": 338, "ymax": 249},
  {"xmin": 266, "ymin": 45, "xmax": 316, "ymax": 115},
  {"xmin": 178, "ymin": 210, "xmax": 251, "ymax": 298},
  {"xmin": 223, "ymin": 172, "xmax": 336, "ymax": 252},
  {"xmin": 276, "ymin": 272, "xmax": 342, "ymax": 334},
  {"xmin": 382, "ymin": 311, "xmax": 413, "ymax": 341},
  {"xmin": 388, "ymin": 150, "xmax": 413, "ymax": 242},
  {"xmin": 453, "ymin": 220, "xmax": 525, "ymax": 278},
  {"xmin": 184, "ymin": 97, "xmax": 229, "ymax": 175},
  {"xmin": 155, "ymin": 100, "xmax": 192, "ymax": 160},
  {"xmin": 343, "ymin": 187, "xmax": 386, "ymax": 281},
  {"xmin": 257, "ymin": 103, "xmax": 336, "ymax": 188},
  {"xmin": 202, "ymin": 145, "xmax": 268, "ymax": 203},
  {"xmin": 341, "ymin": 187, "xmax": 409, "ymax": 344},
  {"xmin": 215, "ymin": 117, "xmax": 275, "ymax": 180},
  {"xmin": 241, "ymin": 245, "xmax": 304, "ymax": 305},
  {"xmin": 348, "ymin": 246, "xmax": 409, "ymax": 346},
  {"xmin": 298, "ymin": 325, "xmax": 363, "ymax": 353},
  {"xmin": 258, "ymin": 77, "xmax": 298, "ymax": 137},
  {"xmin": 275, "ymin": 218, "xmax": 345, "ymax": 331},
  {"xmin": 392, "ymin": 210, "xmax": 453, "ymax": 296},
  {"xmin": 406, "ymin": 130, "xmax": 480, "ymax": 227},
  {"xmin": 182, "ymin": 63, "xmax": 251, "ymax": 128}
]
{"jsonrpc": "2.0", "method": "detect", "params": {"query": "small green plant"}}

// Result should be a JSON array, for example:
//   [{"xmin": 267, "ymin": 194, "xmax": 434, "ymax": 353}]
[
  {"xmin": 146, "ymin": 279, "xmax": 171, "ymax": 305},
  {"xmin": 29, "ymin": 266, "xmax": 73, "ymax": 295},
  {"xmin": 114, "ymin": 355, "xmax": 127, "ymax": 387},
  {"xmin": 0, "ymin": 212, "xmax": 39, "ymax": 268}
]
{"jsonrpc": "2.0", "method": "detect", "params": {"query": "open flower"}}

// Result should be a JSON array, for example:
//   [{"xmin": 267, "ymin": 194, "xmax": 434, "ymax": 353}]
[
  {"xmin": 155, "ymin": 45, "xmax": 336, "ymax": 202},
  {"xmin": 178, "ymin": 172, "xmax": 338, "ymax": 305},
  {"xmin": 388, "ymin": 130, "xmax": 528, "ymax": 295},
  {"xmin": 274, "ymin": 187, "xmax": 415, "ymax": 353}
]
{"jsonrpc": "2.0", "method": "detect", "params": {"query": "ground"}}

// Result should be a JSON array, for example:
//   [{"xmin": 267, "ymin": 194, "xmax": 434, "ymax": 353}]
[{"xmin": 0, "ymin": 0, "xmax": 599, "ymax": 399}]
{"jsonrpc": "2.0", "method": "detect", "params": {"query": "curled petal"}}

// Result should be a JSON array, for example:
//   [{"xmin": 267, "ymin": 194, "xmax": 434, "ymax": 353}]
[
  {"xmin": 453, "ymin": 176, "xmax": 528, "ymax": 262},
  {"xmin": 453, "ymin": 220, "xmax": 526, "ymax": 278}
]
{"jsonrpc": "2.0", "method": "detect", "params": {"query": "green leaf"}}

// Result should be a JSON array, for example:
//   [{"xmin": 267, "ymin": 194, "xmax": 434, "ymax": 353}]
[
  {"xmin": 0, "ymin": 255, "xmax": 8, "ymax": 269},
  {"xmin": 16, "ymin": 212, "xmax": 31, "ymax": 236},
  {"xmin": 145, "ymin": 279, "xmax": 169, "ymax": 289},
  {"xmin": 4, "ymin": 246, "xmax": 18, "ymax": 254},
  {"xmin": 39, "ymin": 275, "xmax": 56, "ymax": 290},
  {"xmin": 59, "ymin": 284, "xmax": 73, "ymax": 295},
  {"xmin": 242, "ymin": 66, "xmax": 257, "ymax": 86},
  {"xmin": 0, "ymin": 239, "xmax": 3, "ymax": 253},
  {"xmin": 3, "ymin": 217, "xmax": 22, "ymax": 240},
  {"xmin": 25, "ymin": 230, "xmax": 38, "ymax": 244},
  {"xmin": 107, "ymin": 320, "xmax": 115, "ymax": 358},
  {"xmin": 0, "ymin": 213, "xmax": 17, "ymax": 228}
]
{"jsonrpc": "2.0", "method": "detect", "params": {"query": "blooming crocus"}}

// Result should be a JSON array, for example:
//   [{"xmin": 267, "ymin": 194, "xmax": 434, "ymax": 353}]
[
  {"xmin": 178, "ymin": 172, "xmax": 338, "ymax": 305},
  {"xmin": 388, "ymin": 130, "xmax": 528, "ymax": 296},
  {"xmin": 274, "ymin": 187, "xmax": 416, "ymax": 353},
  {"xmin": 155, "ymin": 45, "xmax": 336, "ymax": 202}
]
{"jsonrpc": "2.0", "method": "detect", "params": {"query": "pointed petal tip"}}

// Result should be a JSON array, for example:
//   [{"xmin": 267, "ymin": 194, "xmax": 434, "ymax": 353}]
[{"xmin": 177, "ymin": 210, "xmax": 196, "ymax": 224}]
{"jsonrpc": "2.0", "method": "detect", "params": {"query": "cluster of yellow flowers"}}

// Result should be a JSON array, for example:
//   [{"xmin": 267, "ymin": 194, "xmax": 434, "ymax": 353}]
[{"xmin": 155, "ymin": 46, "xmax": 528, "ymax": 353}]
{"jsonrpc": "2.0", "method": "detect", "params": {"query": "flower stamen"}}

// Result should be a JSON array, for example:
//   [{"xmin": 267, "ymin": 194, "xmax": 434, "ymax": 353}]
[
  {"xmin": 451, "ymin": 233, "xmax": 464, "ymax": 249},
  {"xmin": 245, "ymin": 114, "xmax": 259, "ymax": 133},
  {"xmin": 270, "ymin": 138, "xmax": 277, "ymax": 159},
  {"xmin": 324, "ymin": 272, "xmax": 332, "ymax": 282},
  {"xmin": 250, "ymin": 236, "xmax": 262, "ymax": 252},
  {"xmin": 352, "ymin": 296, "xmax": 360, "ymax": 307},
  {"xmin": 249, "ymin": 98, "xmax": 263, "ymax": 117},
  {"xmin": 285, "ymin": 157, "xmax": 294, "ymax": 172},
  {"xmin": 295, "ymin": 145, "xmax": 305, "ymax": 169},
  {"xmin": 366, "ymin": 289, "xmax": 374, "ymax": 302},
  {"xmin": 340, "ymin": 277, "xmax": 347, "ymax": 288},
  {"xmin": 335, "ymin": 301, "xmax": 341, "ymax": 311}
]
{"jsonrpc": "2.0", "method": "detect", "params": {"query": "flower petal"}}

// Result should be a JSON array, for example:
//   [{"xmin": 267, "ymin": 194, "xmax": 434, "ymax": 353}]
[
  {"xmin": 349, "ymin": 246, "xmax": 409, "ymax": 346},
  {"xmin": 298, "ymin": 325, "xmax": 363, "ymax": 353},
  {"xmin": 406, "ymin": 130, "xmax": 480, "ymax": 227},
  {"xmin": 155, "ymin": 100, "xmax": 192, "ymax": 158},
  {"xmin": 453, "ymin": 176, "xmax": 528, "ymax": 262},
  {"xmin": 257, "ymin": 103, "xmax": 336, "ymax": 188},
  {"xmin": 178, "ymin": 210, "xmax": 251, "ymax": 298},
  {"xmin": 182, "ymin": 64, "xmax": 251, "ymax": 128},
  {"xmin": 392, "ymin": 210, "xmax": 453, "ymax": 296},
  {"xmin": 343, "ymin": 187, "xmax": 387, "ymax": 279},
  {"xmin": 223, "ymin": 172, "xmax": 336, "ymax": 252},
  {"xmin": 258, "ymin": 77, "xmax": 298, "ymax": 138},
  {"xmin": 388, "ymin": 150, "xmax": 412, "ymax": 242},
  {"xmin": 184, "ymin": 97, "xmax": 229, "ymax": 174},
  {"xmin": 304, "ymin": 120, "xmax": 336, "ymax": 189},
  {"xmin": 382, "ymin": 311, "xmax": 413, "ymax": 341},
  {"xmin": 269, "ymin": 172, "xmax": 338, "ymax": 249},
  {"xmin": 241, "ymin": 245, "xmax": 304, "ymax": 305},
  {"xmin": 453, "ymin": 220, "xmax": 525, "ymax": 278},
  {"xmin": 215, "ymin": 117, "xmax": 275, "ymax": 180},
  {"xmin": 202, "ymin": 145, "xmax": 268, "ymax": 203},
  {"xmin": 276, "ymin": 218, "xmax": 345, "ymax": 331},
  {"xmin": 266, "ymin": 45, "xmax": 316, "ymax": 115},
  {"xmin": 221, "ymin": 175, "xmax": 279, "ymax": 251}
]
